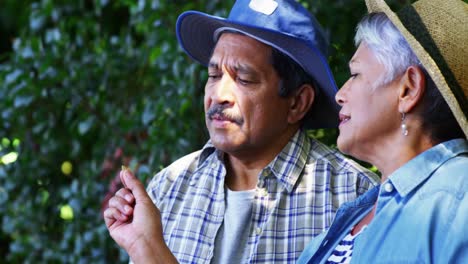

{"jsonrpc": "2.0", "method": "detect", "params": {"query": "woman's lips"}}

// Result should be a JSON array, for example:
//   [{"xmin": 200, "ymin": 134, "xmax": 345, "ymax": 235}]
[{"xmin": 339, "ymin": 113, "xmax": 350, "ymax": 126}]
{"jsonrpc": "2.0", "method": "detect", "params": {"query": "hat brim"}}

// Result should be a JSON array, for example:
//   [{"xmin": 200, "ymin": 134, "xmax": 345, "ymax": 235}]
[
  {"xmin": 176, "ymin": 11, "xmax": 340, "ymax": 129},
  {"xmin": 366, "ymin": 0, "xmax": 468, "ymax": 138}
]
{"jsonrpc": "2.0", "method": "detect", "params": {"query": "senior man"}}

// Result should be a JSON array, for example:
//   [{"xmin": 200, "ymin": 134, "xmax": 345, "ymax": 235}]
[{"xmin": 104, "ymin": 0, "xmax": 379, "ymax": 263}]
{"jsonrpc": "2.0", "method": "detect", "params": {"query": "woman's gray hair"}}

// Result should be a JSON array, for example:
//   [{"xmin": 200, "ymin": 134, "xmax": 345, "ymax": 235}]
[
  {"xmin": 354, "ymin": 12, "xmax": 420, "ymax": 86},
  {"xmin": 354, "ymin": 12, "xmax": 465, "ymax": 143}
]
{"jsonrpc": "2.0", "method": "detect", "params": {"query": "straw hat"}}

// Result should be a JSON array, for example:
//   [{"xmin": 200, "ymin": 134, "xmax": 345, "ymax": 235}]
[{"xmin": 366, "ymin": 0, "xmax": 467, "ymax": 137}]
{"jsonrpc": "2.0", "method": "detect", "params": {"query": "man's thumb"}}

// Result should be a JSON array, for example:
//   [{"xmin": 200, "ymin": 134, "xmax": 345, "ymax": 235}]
[{"xmin": 120, "ymin": 168, "xmax": 148, "ymax": 200}]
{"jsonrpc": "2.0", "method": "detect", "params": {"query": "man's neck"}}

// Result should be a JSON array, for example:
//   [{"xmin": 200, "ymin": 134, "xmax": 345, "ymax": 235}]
[
  {"xmin": 223, "ymin": 128, "xmax": 300, "ymax": 191},
  {"xmin": 223, "ymin": 157, "xmax": 263, "ymax": 191}
]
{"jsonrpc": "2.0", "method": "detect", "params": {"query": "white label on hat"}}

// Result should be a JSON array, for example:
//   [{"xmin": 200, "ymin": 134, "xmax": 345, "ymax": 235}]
[{"xmin": 249, "ymin": 0, "xmax": 278, "ymax": 15}]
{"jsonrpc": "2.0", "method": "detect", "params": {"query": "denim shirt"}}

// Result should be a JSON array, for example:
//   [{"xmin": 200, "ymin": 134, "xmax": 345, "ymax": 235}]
[{"xmin": 298, "ymin": 138, "xmax": 468, "ymax": 264}]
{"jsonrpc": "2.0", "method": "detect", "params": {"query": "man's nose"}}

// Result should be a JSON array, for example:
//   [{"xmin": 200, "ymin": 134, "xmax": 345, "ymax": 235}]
[{"xmin": 213, "ymin": 74, "xmax": 235, "ymax": 105}]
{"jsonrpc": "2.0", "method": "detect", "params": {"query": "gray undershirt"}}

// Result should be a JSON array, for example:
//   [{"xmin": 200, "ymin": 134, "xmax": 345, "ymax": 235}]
[{"xmin": 212, "ymin": 187, "xmax": 255, "ymax": 264}]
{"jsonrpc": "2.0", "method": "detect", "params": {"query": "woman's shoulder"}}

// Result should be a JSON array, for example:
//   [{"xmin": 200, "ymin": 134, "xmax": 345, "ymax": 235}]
[
  {"xmin": 434, "ymin": 152, "xmax": 468, "ymax": 183},
  {"xmin": 419, "ymin": 152, "xmax": 468, "ymax": 199}
]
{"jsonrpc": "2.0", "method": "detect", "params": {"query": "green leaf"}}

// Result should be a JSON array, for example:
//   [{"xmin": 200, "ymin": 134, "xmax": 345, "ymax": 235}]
[
  {"xmin": 13, "ymin": 96, "xmax": 34, "ymax": 107},
  {"xmin": 78, "ymin": 117, "xmax": 94, "ymax": 135}
]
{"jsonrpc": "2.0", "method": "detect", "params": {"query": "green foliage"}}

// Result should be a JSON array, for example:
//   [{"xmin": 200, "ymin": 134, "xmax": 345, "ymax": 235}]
[
  {"xmin": 0, "ymin": 0, "xmax": 220, "ymax": 262},
  {"xmin": 0, "ymin": 0, "xmax": 406, "ymax": 262}
]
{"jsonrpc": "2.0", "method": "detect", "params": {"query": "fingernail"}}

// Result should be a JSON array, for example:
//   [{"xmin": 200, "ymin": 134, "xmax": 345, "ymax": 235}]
[
  {"xmin": 123, "ymin": 169, "xmax": 131, "ymax": 180},
  {"xmin": 124, "ymin": 205, "xmax": 132, "ymax": 213},
  {"xmin": 125, "ymin": 194, "xmax": 133, "ymax": 202}
]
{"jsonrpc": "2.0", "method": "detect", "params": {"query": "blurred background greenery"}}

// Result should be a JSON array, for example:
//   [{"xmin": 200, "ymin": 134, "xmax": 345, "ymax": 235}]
[{"xmin": 0, "ymin": 0, "xmax": 409, "ymax": 262}]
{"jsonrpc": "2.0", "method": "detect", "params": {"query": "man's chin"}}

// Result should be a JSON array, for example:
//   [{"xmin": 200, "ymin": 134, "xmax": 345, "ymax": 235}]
[{"xmin": 210, "ymin": 135, "xmax": 244, "ymax": 153}]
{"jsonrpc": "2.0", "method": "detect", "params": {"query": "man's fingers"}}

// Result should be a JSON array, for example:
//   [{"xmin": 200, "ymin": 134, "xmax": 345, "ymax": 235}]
[
  {"xmin": 104, "ymin": 207, "xmax": 129, "ymax": 227},
  {"xmin": 103, "ymin": 208, "xmax": 116, "ymax": 227},
  {"xmin": 115, "ymin": 188, "xmax": 135, "ymax": 204},
  {"xmin": 108, "ymin": 195, "xmax": 134, "ymax": 216}
]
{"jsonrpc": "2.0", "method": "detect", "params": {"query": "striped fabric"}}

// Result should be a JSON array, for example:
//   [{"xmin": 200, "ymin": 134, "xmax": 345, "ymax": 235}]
[
  {"xmin": 326, "ymin": 226, "xmax": 367, "ymax": 264},
  {"xmin": 147, "ymin": 129, "xmax": 379, "ymax": 263}
]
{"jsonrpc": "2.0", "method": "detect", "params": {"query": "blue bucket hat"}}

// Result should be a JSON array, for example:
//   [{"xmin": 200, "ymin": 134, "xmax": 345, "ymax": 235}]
[{"xmin": 176, "ymin": 0, "xmax": 339, "ymax": 128}]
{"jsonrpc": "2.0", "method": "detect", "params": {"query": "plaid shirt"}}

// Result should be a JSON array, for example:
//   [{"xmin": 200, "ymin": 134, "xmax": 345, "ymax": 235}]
[{"xmin": 147, "ymin": 129, "xmax": 379, "ymax": 263}]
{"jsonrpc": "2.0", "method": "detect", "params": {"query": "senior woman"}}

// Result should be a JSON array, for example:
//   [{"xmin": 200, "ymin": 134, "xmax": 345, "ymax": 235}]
[{"xmin": 298, "ymin": 0, "xmax": 468, "ymax": 263}]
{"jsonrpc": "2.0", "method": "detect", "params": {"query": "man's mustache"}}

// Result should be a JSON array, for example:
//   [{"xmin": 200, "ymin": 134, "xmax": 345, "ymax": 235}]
[{"xmin": 206, "ymin": 104, "xmax": 243, "ymax": 124}]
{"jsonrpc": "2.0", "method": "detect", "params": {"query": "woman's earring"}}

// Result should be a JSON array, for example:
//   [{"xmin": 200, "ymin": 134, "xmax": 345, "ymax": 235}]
[{"xmin": 401, "ymin": 112, "xmax": 408, "ymax": 136}]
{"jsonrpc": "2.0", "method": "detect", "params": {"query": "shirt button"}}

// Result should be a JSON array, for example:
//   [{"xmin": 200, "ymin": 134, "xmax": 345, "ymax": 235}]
[
  {"xmin": 211, "ymin": 163, "xmax": 217, "ymax": 169},
  {"xmin": 255, "ymin": 227, "xmax": 262, "ymax": 235},
  {"xmin": 384, "ymin": 182, "xmax": 394, "ymax": 193},
  {"xmin": 262, "ymin": 170, "xmax": 269, "ymax": 177}
]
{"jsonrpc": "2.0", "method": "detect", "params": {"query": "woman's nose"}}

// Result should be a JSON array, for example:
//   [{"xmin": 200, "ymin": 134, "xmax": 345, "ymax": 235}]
[{"xmin": 335, "ymin": 81, "xmax": 349, "ymax": 106}]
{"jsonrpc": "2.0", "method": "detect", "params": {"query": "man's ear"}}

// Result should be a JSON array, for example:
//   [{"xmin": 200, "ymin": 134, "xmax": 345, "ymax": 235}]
[
  {"xmin": 288, "ymin": 84, "xmax": 315, "ymax": 124},
  {"xmin": 398, "ymin": 65, "xmax": 426, "ymax": 113}
]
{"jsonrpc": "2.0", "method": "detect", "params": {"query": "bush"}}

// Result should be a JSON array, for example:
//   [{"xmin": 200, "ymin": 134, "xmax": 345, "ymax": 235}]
[{"xmin": 0, "ymin": 1, "xmax": 218, "ymax": 262}]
